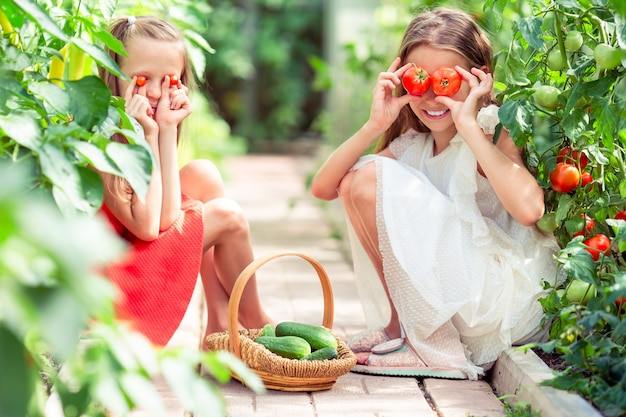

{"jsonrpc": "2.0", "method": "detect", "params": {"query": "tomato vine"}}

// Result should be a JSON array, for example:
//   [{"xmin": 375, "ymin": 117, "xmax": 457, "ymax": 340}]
[{"xmin": 486, "ymin": 0, "xmax": 626, "ymax": 415}]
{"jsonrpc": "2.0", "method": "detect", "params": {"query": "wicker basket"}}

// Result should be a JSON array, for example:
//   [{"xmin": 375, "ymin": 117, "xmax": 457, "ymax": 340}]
[{"xmin": 204, "ymin": 251, "xmax": 357, "ymax": 391}]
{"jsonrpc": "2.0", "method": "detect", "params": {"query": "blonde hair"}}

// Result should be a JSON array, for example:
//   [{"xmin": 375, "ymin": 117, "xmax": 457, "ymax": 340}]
[
  {"xmin": 376, "ymin": 7, "xmax": 496, "ymax": 152},
  {"xmin": 101, "ymin": 16, "xmax": 193, "ymax": 200}
]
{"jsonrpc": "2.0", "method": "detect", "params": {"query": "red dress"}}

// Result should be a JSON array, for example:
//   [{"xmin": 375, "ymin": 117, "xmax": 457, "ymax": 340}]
[{"xmin": 101, "ymin": 195, "xmax": 204, "ymax": 346}]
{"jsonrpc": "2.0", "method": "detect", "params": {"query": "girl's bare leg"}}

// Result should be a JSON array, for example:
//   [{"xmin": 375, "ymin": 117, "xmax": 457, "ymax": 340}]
[
  {"xmin": 338, "ymin": 164, "xmax": 401, "ymax": 339},
  {"xmin": 180, "ymin": 160, "xmax": 272, "ymax": 338}
]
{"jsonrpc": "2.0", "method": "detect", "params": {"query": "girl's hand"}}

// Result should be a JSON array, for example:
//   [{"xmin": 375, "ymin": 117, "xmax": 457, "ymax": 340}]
[
  {"xmin": 435, "ymin": 66, "xmax": 493, "ymax": 129},
  {"xmin": 155, "ymin": 75, "xmax": 192, "ymax": 129},
  {"xmin": 367, "ymin": 57, "xmax": 416, "ymax": 133},
  {"xmin": 124, "ymin": 76, "xmax": 159, "ymax": 139}
]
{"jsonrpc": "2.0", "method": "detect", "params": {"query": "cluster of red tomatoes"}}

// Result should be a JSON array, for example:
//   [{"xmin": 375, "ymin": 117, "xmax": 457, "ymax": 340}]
[
  {"xmin": 401, "ymin": 64, "xmax": 461, "ymax": 97},
  {"xmin": 545, "ymin": 146, "xmax": 626, "ymax": 262},
  {"xmin": 135, "ymin": 74, "xmax": 179, "ymax": 87},
  {"xmin": 549, "ymin": 146, "xmax": 592, "ymax": 193}
]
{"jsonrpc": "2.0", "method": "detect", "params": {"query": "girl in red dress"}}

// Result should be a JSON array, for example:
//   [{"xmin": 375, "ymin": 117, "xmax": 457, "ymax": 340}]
[{"xmin": 99, "ymin": 16, "xmax": 272, "ymax": 347}]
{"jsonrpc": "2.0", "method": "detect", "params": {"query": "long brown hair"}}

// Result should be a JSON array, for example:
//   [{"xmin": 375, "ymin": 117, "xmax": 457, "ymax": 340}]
[{"xmin": 376, "ymin": 8, "xmax": 495, "ymax": 152}]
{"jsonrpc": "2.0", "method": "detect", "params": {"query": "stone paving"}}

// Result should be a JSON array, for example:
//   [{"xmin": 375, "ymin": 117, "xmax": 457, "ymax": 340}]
[
  {"xmin": 45, "ymin": 153, "xmax": 604, "ymax": 417},
  {"xmin": 212, "ymin": 154, "xmax": 505, "ymax": 417}
]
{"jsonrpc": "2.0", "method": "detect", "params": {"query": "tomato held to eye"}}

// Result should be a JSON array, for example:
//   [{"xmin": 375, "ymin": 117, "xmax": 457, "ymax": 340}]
[
  {"xmin": 583, "ymin": 233, "xmax": 611, "ymax": 261},
  {"xmin": 432, "ymin": 67, "xmax": 461, "ymax": 96},
  {"xmin": 136, "ymin": 75, "xmax": 147, "ymax": 86},
  {"xmin": 402, "ymin": 64, "xmax": 431, "ymax": 96},
  {"xmin": 169, "ymin": 74, "xmax": 179, "ymax": 86},
  {"xmin": 550, "ymin": 163, "xmax": 581, "ymax": 193}
]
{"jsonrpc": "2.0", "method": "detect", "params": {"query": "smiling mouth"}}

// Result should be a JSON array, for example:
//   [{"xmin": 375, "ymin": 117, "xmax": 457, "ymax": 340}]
[{"xmin": 424, "ymin": 109, "xmax": 449, "ymax": 118}]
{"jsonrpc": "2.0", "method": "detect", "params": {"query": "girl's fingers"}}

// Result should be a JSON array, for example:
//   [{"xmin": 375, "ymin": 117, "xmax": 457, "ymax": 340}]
[{"xmin": 124, "ymin": 76, "xmax": 138, "ymax": 102}]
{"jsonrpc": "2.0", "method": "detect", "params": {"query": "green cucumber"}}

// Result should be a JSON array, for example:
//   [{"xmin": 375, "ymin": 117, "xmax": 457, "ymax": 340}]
[
  {"xmin": 261, "ymin": 323, "xmax": 276, "ymax": 337},
  {"xmin": 275, "ymin": 321, "xmax": 338, "ymax": 350},
  {"xmin": 254, "ymin": 335, "xmax": 311, "ymax": 359},
  {"xmin": 301, "ymin": 347, "xmax": 339, "ymax": 361}
]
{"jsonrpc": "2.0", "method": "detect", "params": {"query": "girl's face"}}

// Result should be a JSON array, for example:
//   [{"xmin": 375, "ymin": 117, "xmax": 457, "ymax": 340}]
[
  {"xmin": 118, "ymin": 36, "xmax": 186, "ymax": 117},
  {"xmin": 404, "ymin": 44, "xmax": 471, "ymax": 140}
]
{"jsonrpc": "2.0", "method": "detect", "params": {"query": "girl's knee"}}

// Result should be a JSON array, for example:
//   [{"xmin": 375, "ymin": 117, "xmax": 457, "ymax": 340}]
[
  {"xmin": 181, "ymin": 159, "xmax": 224, "ymax": 201},
  {"xmin": 339, "ymin": 166, "xmax": 376, "ymax": 206},
  {"xmin": 204, "ymin": 198, "xmax": 249, "ymax": 234}
]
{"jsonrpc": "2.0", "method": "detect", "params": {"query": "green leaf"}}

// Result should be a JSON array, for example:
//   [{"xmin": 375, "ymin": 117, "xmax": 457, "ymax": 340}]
[
  {"xmin": 518, "ymin": 17, "xmax": 544, "ymax": 50},
  {"xmin": 68, "ymin": 140, "xmax": 123, "ymax": 177},
  {"xmin": 105, "ymin": 142, "xmax": 152, "ymax": 202},
  {"xmin": 0, "ymin": 326, "xmax": 31, "ymax": 417},
  {"xmin": 0, "ymin": 111, "xmax": 41, "ymax": 149},
  {"xmin": 161, "ymin": 357, "xmax": 227, "ymax": 417},
  {"xmin": 562, "ymin": 108, "xmax": 589, "ymax": 140},
  {"xmin": 557, "ymin": 242, "xmax": 598, "ymax": 284},
  {"xmin": 10, "ymin": 0, "xmax": 68, "ymax": 42},
  {"xmin": 119, "ymin": 373, "xmax": 167, "ymax": 417},
  {"xmin": 65, "ymin": 76, "xmax": 111, "ymax": 130},
  {"xmin": 39, "ymin": 142, "xmax": 97, "ymax": 214},
  {"xmin": 28, "ymin": 81, "xmax": 70, "ymax": 115},
  {"xmin": 498, "ymin": 100, "xmax": 534, "ymax": 142},
  {"xmin": 72, "ymin": 36, "xmax": 124, "ymax": 79}
]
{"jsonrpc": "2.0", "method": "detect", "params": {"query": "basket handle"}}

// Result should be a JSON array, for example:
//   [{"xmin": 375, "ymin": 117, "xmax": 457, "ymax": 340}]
[{"xmin": 227, "ymin": 251, "xmax": 334, "ymax": 359}]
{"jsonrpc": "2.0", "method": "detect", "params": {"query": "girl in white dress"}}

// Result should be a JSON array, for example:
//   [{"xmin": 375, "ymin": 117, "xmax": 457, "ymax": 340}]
[{"xmin": 311, "ymin": 7, "xmax": 560, "ymax": 380}]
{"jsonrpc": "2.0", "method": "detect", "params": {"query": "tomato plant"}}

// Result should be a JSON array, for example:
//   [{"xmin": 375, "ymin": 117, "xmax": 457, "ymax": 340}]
[
  {"xmin": 549, "ymin": 162, "xmax": 580, "ymax": 193},
  {"xmin": 486, "ymin": 0, "xmax": 626, "ymax": 414},
  {"xmin": 431, "ymin": 67, "xmax": 461, "ymax": 96},
  {"xmin": 402, "ymin": 64, "xmax": 431, "ymax": 96}
]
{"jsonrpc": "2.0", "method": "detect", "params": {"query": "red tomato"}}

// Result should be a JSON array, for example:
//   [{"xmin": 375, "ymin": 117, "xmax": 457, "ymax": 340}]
[
  {"xmin": 136, "ymin": 75, "xmax": 147, "ymax": 87},
  {"xmin": 169, "ymin": 74, "xmax": 179, "ymax": 87},
  {"xmin": 573, "ymin": 214, "xmax": 595, "ymax": 237},
  {"xmin": 583, "ymin": 234, "xmax": 611, "ymax": 261},
  {"xmin": 402, "ymin": 65, "xmax": 431, "ymax": 96},
  {"xmin": 432, "ymin": 67, "xmax": 461, "ymax": 96},
  {"xmin": 556, "ymin": 146, "xmax": 589, "ymax": 170},
  {"xmin": 581, "ymin": 172, "xmax": 593, "ymax": 188},
  {"xmin": 617, "ymin": 296, "xmax": 624, "ymax": 307},
  {"xmin": 550, "ymin": 163, "xmax": 581, "ymax": 193},
  {"xmin": 615, "ymin": 210, "xmax": 626, "ymax": 221}
]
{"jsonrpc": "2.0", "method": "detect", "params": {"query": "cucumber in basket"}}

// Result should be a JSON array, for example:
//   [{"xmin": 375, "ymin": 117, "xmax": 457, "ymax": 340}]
[
  {"xmin": 261, "ymin": 323, "xmax": 276, "ymax": 337},
  {"xmin": 254, "ymin": 335, "xmax": 311, "ymax": 359},
  {"xmin": 275, "ymin": 321, "xmax": 338, "ymax": 350},
  {"xmin": 301, "ymin": 347, "xmax": 339, "ymax": 361}
]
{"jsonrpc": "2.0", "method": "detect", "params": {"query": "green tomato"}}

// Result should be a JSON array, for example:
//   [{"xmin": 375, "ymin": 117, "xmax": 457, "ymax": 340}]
[
  {"xmin": 536, "ymin": 212, "xmax": 558, "ymax": 233},
  {"xmin": 564, "ymin": 31, "xmax": 583, "ymax": 52},
  {"xmin": 533, "ymin": 85, "xmax": 560, "ymax": 109},
  {"xmin": 594, "ymin": 43, "xmax": 623, "ymax": 70},
  {"xmin": 547, "ymin": 50, "xmax": 566, "ymax": 71},
  {"xmin": 565, "ymin": 279, "xmax": 596, "ymax": 304}
]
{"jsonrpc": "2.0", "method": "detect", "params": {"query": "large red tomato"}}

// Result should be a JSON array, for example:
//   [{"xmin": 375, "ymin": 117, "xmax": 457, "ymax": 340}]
[
  {"xmin": 402, "ymin": 65, "xmax": 431, "ymax": 96},
  {"xmin": 583, "ymin": 234, "xmax": 611, "ymax": 261},
  {"xmin": 550, "ymin": 163, "xmax": 581, "ymax": 193},
  {"xmin": 432, "ymin": 67, "xmax": 461, "ymax": 96}
]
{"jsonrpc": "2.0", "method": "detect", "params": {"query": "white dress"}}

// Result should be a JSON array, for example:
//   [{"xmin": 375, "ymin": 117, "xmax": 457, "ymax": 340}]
[{"xmin": 345, "ymin": 105, "xmax": 560, "ymax": 379}]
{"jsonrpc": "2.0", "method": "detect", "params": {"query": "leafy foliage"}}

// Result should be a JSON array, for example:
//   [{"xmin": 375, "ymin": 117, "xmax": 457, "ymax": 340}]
[
  {"xmin": 485, "ymin": 0, "xmax": 626, "ymax": 415},
  {"xmin": 0, "ymin": 0, "xmax": 263, "ymax": 415},
  {"xmin": 201, "ymin": 0, "xmax": 325, "ymax": 148}
]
